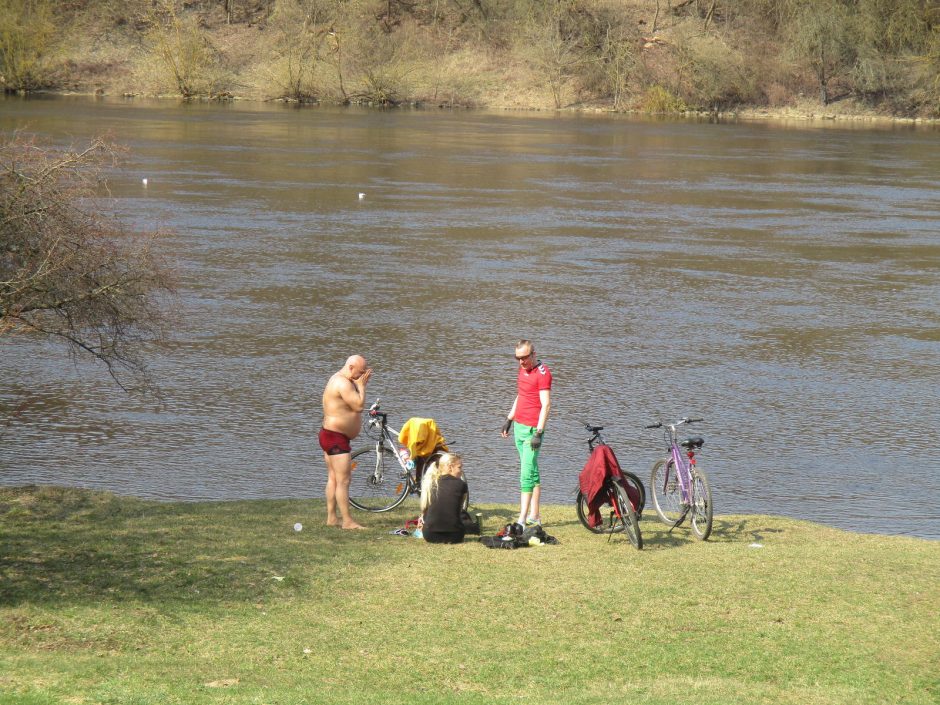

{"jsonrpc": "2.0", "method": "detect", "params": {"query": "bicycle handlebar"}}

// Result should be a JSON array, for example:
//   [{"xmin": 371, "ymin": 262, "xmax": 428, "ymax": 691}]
[
  {"xmin": 581, "ymin": 422, "xmax": 606, "ymax": 450},
  {"xmin": 366, "ymin": 399, "xmax": 389, "ymax": 429},
  {"xmin": 646, "ymin": 417, "xmax": 703, "ymax": 429}
]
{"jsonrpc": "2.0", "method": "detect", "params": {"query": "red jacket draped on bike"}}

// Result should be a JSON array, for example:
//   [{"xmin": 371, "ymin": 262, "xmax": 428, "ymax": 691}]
[{"xmin": 578, "ymin": 444, "xmax": 641, "ymax": 528}]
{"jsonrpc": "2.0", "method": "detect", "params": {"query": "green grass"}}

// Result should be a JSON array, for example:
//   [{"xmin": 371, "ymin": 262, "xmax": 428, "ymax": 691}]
[{"xmin": 1, "ymin": 486, "xmax": 937, "ymax": 705}]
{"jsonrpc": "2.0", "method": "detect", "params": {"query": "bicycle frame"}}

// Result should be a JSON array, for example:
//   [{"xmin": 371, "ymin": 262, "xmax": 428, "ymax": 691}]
[
  {"xmin": 349, "ymin": 400, "xmax": 459, "ymax": 514},
  {"xmin": 587, "ymin": 427, "xmax": 606, "ymax": 451},
  {"xmin": 576, "ymin": 423, "xmax": 644, "ymax": 548},
  {"xmin": 646, "ymin": 416, "xmax": 711, "ymax": 539},
  {"xmin": 649, "ymin": 418, "xmax": 700, "ymax": 498},
  {"xmin": 361, "ymin": 405, "xmax": 413, "ymax": 486},
  {"xmin": 360, "ymin": 400, "xmax": 441, "ymax": 491},
  {"xmin": 664, "ymin": 429, "xmax": 697, "ymax": 506}
]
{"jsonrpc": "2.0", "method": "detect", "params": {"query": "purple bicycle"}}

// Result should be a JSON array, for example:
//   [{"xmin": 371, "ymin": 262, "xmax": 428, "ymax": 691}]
[{"xmin": 646, "ymin": 417, "xmax": 713, "ymax": 541}]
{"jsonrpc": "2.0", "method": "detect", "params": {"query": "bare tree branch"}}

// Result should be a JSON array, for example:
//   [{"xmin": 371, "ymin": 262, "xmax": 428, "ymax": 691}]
[{"xmin": 1, "ymin": 133, "xmax": 177, "ymax": 395}]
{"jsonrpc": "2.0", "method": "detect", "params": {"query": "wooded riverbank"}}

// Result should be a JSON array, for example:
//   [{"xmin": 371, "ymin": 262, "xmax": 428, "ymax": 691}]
[{"xmin": 3, "ymin": 1, "xmax": 939, "ymax": 120}]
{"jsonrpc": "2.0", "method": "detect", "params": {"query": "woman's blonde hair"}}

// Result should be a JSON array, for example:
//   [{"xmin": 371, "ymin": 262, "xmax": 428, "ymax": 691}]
[{"xmin": 420, "ymin": 452, "xmax": 463, "ymax": 513}]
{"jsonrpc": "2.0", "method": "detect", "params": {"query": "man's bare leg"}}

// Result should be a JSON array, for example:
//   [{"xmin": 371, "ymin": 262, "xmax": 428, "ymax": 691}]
[
  {"xmin": 517, "ymin": 492, "xmax": 531, "ymax": 526},
  {"xmin": 529, "ymin": 484, "xmax": 541, "ymax": 522},
  {"xmin": 326, "ymin": 452, "xmax": 365, "ymax": 529},
  {"xmin": 517, "ymin": 484, "xmax": 542, "ymax": 525},
  {"xmin": 324, "ymin": 452, "xmax": 340, "ymax": 527}
]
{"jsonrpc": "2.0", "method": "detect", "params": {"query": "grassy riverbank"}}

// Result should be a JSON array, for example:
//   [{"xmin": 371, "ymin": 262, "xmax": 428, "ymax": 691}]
[{"xmin": 1, "ymin": 486, "xmax": 937, "ymax": 704}]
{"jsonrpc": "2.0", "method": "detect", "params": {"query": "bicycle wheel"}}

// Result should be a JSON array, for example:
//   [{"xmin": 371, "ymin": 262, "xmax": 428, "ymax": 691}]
[
  {"xmin": 650, "ymin": 458, "xmax": 687, "ymax": 527},
  {"xmin": 348, "ymin": 445, "xmax": 411, "ymax": 512},
  {"xmin": 613, "ymin": 482, "xmax": 643, "ymax": 550},
  {"xmin": 689, "ymin": 465, "xmax": 713, "ymax": 541},
  {"xmin": 576, "ymin": 489, "xmax": 625, "ymax": 534},
  {"xmin": 620, "ymin": 471, "xmax": 646, "ymax": 517}
]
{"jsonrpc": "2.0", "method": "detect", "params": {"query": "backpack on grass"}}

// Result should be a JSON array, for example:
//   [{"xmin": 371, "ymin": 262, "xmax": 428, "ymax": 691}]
[{"xmin": 479, "ymin": 522, "xmax": 558, "ymax": 549}]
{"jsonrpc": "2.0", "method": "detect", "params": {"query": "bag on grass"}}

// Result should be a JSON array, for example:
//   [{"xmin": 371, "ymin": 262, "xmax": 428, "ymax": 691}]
[
  {"xmin": 520, "ymin": 524, "xmax": 559, "ymax": 545},
  {"xmin": 460, "ymin": 510, "xmax": 481, "ymax": 535},
  {"xmin": 478, "ymin": 535, "xmax": 523, "ymax": 549},
  {"xmin": 479, "ymin": 522, "xmax": 558, "ymax": 548}
]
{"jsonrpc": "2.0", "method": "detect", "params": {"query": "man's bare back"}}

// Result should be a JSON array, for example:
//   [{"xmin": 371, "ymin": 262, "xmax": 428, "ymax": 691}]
[{"xmin": 322, "ymin": 355, "xmax": 372, "ymax": 438}]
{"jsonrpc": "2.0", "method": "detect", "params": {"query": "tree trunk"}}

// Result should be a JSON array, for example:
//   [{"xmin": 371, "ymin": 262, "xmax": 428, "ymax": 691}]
[{"xmin": 703, "ymin": 0, "xmax": 717, "ymax": 31}]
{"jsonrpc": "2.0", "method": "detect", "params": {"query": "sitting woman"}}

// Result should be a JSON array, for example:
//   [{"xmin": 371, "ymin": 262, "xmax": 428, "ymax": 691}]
[{"xmin": 419, "ymin": 453, "xmax": 468, "ymax": 544}]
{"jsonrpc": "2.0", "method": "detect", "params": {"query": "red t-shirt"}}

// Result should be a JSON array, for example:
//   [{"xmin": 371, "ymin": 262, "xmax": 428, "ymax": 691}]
[{"xmin": 515, "ymin": 361, "xmax": 552, "ymax": 427}]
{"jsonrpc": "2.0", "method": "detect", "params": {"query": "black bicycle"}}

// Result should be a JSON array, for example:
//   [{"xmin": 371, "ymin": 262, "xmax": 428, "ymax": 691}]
[{"xmin": 575, "ymin": 424, "xmax": 645, "ymax": 549}]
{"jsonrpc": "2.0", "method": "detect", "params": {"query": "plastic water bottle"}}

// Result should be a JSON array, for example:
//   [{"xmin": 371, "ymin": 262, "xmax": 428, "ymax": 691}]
[{"xmin": 398, "ymin": 447, "xmax": 414, "ymax": 470}]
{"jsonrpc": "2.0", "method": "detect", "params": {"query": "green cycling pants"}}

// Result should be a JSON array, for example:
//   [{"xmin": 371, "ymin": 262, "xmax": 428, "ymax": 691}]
[{"xmin": 513, "ymin": 422, "xmax": 542, "ymax": 493}]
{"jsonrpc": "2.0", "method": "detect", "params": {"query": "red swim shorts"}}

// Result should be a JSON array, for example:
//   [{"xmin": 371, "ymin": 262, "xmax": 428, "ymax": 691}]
[{"xmin": 319, "ymin": 427, "xmax": 352, "ymax": 455}]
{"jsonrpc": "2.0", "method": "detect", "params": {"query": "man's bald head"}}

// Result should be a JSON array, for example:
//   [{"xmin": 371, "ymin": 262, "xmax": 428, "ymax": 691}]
[{"xmin": 345, "ymin": 355, "xmax": 368, "ymax": 378}]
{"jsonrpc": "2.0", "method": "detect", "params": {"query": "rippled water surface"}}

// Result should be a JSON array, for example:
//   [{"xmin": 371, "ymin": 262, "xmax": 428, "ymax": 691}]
[{"xmin": 2, "ymin": 96, "xmax": 939, "ymax": 539}]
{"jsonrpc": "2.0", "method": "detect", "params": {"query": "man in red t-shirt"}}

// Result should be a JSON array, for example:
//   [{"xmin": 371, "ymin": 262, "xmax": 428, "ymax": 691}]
[{"xmin": 500, "ymin": 339, "xmax": 552, "ymax": 526}]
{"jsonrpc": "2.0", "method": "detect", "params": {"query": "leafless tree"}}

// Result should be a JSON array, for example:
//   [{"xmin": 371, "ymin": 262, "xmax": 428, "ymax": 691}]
[{"xmin": 0, "ymin": 134, "xmax": 177, "ymax": 394}]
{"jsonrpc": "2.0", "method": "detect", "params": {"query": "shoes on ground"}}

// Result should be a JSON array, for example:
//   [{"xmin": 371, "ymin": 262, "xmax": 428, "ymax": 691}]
[{"xmin": 525, "ymin": 517, "xmax": 542, "ymax": 526}]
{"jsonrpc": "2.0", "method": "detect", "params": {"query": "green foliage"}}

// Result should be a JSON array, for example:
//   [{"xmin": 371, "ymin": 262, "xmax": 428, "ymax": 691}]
[
  {"xmin": 851, "ymin": 51, "xmax": 906, "ymax": 102},
  {"xmin": 640, "ymin": 84, "xmax": 688, "ymax": 112},
  {"xmin": 0, "ymin": 0, "xmax": 55, "ymax": 91},
  {"xmin": 849, "ymin": 0, "xmax": 936, "ymax": 112}
]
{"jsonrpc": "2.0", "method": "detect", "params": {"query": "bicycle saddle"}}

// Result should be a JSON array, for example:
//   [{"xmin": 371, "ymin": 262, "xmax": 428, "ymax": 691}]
[{"xmin": 681, "ymin": 437, "xmax": 705, "ymax": 449}]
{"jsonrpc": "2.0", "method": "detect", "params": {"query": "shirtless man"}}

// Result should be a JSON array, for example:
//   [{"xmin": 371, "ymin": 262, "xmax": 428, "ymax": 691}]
[{"xmin": 320, "ymin": 355, "xmax": 372, "ymax": 529}]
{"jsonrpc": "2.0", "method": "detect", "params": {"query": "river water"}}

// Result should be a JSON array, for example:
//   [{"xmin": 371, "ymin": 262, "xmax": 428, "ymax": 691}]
[{"xmin": 1, "ymin": 96, "xmax": 939, "ymax": 539}]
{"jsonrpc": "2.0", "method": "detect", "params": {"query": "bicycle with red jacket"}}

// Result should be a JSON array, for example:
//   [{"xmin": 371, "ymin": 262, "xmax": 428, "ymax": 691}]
[{"xmin": 576, "ymin": 424, "xmax": 645, "ymax": 549}]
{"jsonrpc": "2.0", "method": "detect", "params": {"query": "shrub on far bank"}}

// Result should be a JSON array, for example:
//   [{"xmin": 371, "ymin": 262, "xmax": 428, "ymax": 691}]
[
  {"xmin": 7, "ymin": 0, "xmax": 940, "ymax": 117},
  {"xmin": 0, "ymin": 0, "xmax": 55, "ymax": 92},
  {"xmin": 639, "ymin": 84, "xmax": 687, "ymax": 113},
  {"xmin": 143, "ymin": 1, "xmax": 234, "ymax": 98},
  {"xmin": 672, "ymin": 29, "xmax": 763, "ymax": 111}
]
